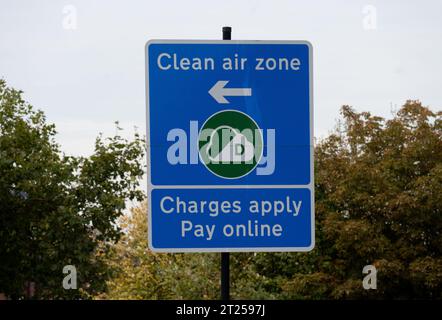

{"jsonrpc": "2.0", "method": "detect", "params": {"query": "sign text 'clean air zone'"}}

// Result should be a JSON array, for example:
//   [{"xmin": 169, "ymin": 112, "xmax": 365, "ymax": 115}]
[{"xmin": 146, "ymin": 40, "xmax": 314, "ymax": 252}]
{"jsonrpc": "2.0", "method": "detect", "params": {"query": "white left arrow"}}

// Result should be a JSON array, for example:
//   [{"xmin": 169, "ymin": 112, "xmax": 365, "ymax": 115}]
[{"xmin": 208, "ymin": 80, "xmax": 252, "ymax": 104}]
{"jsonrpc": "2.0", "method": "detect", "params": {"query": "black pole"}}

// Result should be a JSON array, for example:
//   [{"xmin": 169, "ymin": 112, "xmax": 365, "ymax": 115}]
[
  {"xmin": 222, "ymin": 26, "xmax": 232, "ymax": 40},
  {"xmin": 220, "ymin": 26, "xmax": 231, "ymax": 301},
  {"xmin": 221, "ymin": 251, "xmax": 230, "ymax": 300}
]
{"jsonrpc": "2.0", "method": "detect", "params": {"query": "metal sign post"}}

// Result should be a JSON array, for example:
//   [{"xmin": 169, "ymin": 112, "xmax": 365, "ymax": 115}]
[{"xmin": 220, "ymin": 27, "xmax": 232, "ymax": 301}]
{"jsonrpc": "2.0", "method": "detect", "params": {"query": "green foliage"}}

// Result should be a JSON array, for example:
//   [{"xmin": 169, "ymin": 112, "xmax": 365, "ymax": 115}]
[
  {"xmin": 0, "ymin": 80, "xmax": 145, "ymax": 299},
  {"xmin": 259, "ymin": 100, "xmax": 442, "ymax": 299}
]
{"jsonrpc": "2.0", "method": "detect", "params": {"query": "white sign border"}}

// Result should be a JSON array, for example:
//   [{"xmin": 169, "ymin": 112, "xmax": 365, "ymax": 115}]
[{"xmin": 145, "ymin": 40, "xmax": 314, "ymax": 253}]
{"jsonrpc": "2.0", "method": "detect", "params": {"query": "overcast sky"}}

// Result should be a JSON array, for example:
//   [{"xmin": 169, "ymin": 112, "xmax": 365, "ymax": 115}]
[{"xmin": 1, "ymin": 0, "xmax": 441, "ymax": 156}]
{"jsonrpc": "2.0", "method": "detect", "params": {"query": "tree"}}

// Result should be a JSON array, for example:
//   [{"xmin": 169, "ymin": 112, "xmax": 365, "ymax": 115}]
[
  {"xmin": 0, "ymin": 80, "xmax": 145, "ymax": 299},
  {"xmin": 254, "ymin": 100, "xmax": 442, "ymax": 299}
]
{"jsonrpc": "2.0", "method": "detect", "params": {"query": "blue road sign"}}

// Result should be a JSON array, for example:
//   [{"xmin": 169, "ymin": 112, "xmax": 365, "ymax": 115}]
[{"xmin": 145, "ymin": 40, "xmax": 314, "ymax": 252}]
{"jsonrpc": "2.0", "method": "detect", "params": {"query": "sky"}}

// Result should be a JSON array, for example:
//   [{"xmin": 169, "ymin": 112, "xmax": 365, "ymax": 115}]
[{"xmin": 1, "ymin": 0, "xmax": 441, "ymax": 156}]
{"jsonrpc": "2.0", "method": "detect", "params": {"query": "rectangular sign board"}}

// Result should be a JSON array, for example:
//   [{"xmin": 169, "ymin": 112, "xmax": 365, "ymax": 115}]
[{"xmin": 145, "ymin": 40, "xmax": 314, "ymax": 252}]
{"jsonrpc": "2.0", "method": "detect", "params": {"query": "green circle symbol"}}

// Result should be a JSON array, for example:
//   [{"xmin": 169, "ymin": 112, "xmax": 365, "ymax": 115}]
[{"xmin": 198, "ymin": 110, "xmax": 263, "ymax": 179}]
